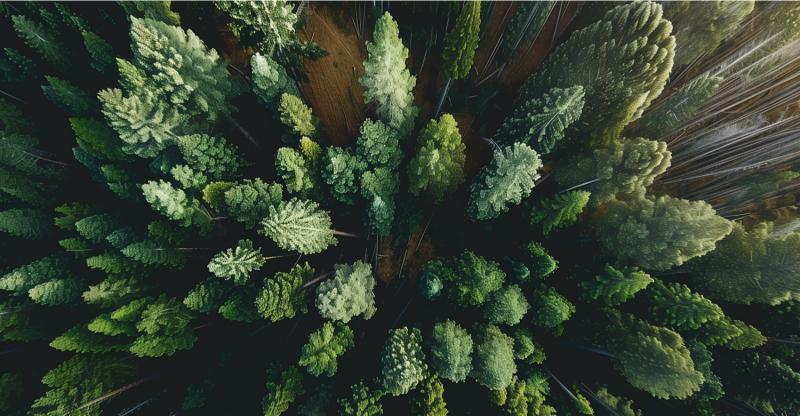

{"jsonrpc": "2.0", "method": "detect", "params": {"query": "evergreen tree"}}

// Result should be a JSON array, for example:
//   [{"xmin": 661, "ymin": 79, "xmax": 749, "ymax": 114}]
[
  {"xmin": 426, "ymin": 320, "xmax": 473, "ymax": 383},
  {"xmin": 70, "ymin": 117, "xmax": 128, "ymax": 161},
  {"xmin": 251, "ymin": 52, "xmax": 299, "ymax": 108},
  {"xmin": 141, "ymin": 180, "xmax": 201, "ymax": 227},
  {"xmin": 218, "ymin": 287, "xmax": 261, "ymax": 322},
  {"xmin": 255, "ymin": 262, "xmax": 311, "ymax": 322},
  {"xmin": 606, "ymin": 313, "xmax": 704, "ymax": 399},
  {"xmin": 262, "ymin": 363, "xmax": 304, "ymax": 416},
  {"xmin": 593, "ymin": 387, "xmax": 641, "ymax": 416},
  {"xmin": 500, "ymin": 1, "xmax": 555, "ymax": 60},
  {"xmin": 439, "ymin": 250, "xmax": 505, "ymax": 308},
  {"xmin": 75, "ymin": 213, "xmax": 118, "ymax": 243},
  {"xmin": 81, "ymin": 31, "xmax": 115, "ymax": 75},
  {"xmin": 513, "ymin": 329, "xmax": 546, "ymax": 364},
  {"xmin": 276, "ymin": 147, "xmax": 315, "ymax": 194},
  {"xmin": 410, "ymin": 375, "xmax": 448, "ymax": 416},
  {"xmin": 529, "ymin": 286, "xmax": 575, "ymax": 329},
  {"xmin": 41, "ymin": 76, "xmax": 96, "ymax": 116},
  {"xmin": 50, "ymin": 325, "xmax": 127, "ymax": 353},
  {"xmin": 0, "ymin": 299, "xmax": 45, "ymax": 342},
  {"xmin": 642, "ymin": 280, "xmax": 724, "ymax": 331},
  {"xmin": 691, "ymin": 222, "xmax": 800, "ymax": 305},
  {"xmin": 635, "ymin": 73, "xmax": 723, "ymax": 138},
  {"xmin": 494, "ymin": 86, "xmax": 585, "ymax": 154},
  {"xmin": 381, "ymin": 327, "xmax": 427, "ymax": 396},
  {"xmin": 0, "ymin": 255, "xmax": 69, "ymax": 295},
  {"xmin": 131, "ymin": 295, "xmax": 197, "ymax": 357},
  {"xmin": 208, "ymin": 239, "xmax": 266, "ymax": 284},
  {"xmin": 222, "ymin": 178, "xmax": 284, "ymax": 229},
  {"xmin": 0, "ymin": 47, "xmax": 37, "ymax": 83},
  {"xmin": 216, "ymin": 0, "xmax": 299, "ymax": 54},
  {"xmin": 338, "ymin": 380, "xmax": 384, "ymax": 416},
  {"xmin": 0, "ymin": 208, "xmax": 53, "ymax": 239},
  {"xmin": 407, "ymin": 114, "xmax": 466, "ymax": 202},
  {"xmin": 467, "ymin": 143, "xmax": 542, "ymax": 221},
  {"xmin": 11, "ymin": 15, "xmax": 70, "ymax": 69},
  {"xmin": 483, "ymin": 284, "xmax": 530, "ymax": 326},
  {"xmin": 595, "ymin": 194, "xmax": 732, "ymax": 271},
  {"xmin": 530, "ymin": 190, "xmax": 590, "ymax": 236},
  {"xmin": 441, "ymin": 1, "xmax": 481, "ymax": 80},
  {"xmin": 176, "ymin": 134, "xmax": 244, "ymax": 181},
  {"xmin": 720, "ymin": 352, "xmax": 800, "ymax": 414},
  {"xmin": 28, "ymin": 278, "xmax": 85, "ymax": 306},
  {"xmin": 260, "ymin": 198, "xmax": 337, "ymax": 254},
  {"xmin": 470, "ymin": 324, "xmax": 517, "ymax": 390},
  {"xmin": 118, "ymin": 1, "xmax": 181, "ymax": 25},
  {"xmin": 299, "ymin": 321, "xmax": 354, "ymax": 377},
  {"xmin": 359, "ymin": 12, "xmax": 419, "ymax": 135},
  {"xmin": 579, "ymin": 264, "xmax": 653, "ymax": 306},
  {"xmin": 316, "ymin": 260, "xmax": 377, "ymax": 323},
  {"xmin": 518, "ymin": 1, "xmax": 675, "ymax": 144},
  {"xmin": 183, "ymin": 278, "xmax": 230, "ymax": 314},
  {"xmin": 0, "ymin": 372, "xmax": 24, "ymax": 414},
  {"xmin": 279, "ymin": 93, "xmax": 317, "ymax": 139},
  {"xmin": 321, "ymin": 146, "xmax": 366, "ymax": 205},
  {"xmin": 591, "ymin": 138, "xmax": 672, "ymax": 202},
  {"xmin": 122, "ymin": 240, "xmax": 188, "ymax": 269}
]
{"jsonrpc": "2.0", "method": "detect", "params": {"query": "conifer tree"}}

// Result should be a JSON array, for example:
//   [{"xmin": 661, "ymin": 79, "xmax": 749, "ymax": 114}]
[
  {"xmin": 529, "ymin": 286, "xmax": 575, "ymax": 329},
  {"xmin": 338, "ymin": 380, "xmax": 384, "ymax": 416},
  {"xmin": 118, "ymin": 1, "xmax": 181, "ymax": 25},
  {"xmin": 0, "ymin": 255, "xmax": 69, "ymax": 295},
  {"xmin": 359, "ymin": 12, "xmax": 418, "ymax": 136},
  {"xmin": 251, "ymin": 52, "xmax": 299, "ymax": 108},
  {"xmin": 594, "ymin": 387, "xmax": 641, "ymax": 416},
  {"xmin": 70, "ymin": 117, "xmax": 128, "ymax": 161},
  {"xmin": 321, "ymin": 146, "xmax": 366, "ymax": 205},
  {"xmin": 208, "ymin": 239, "xmax": 266, "ymax": 284},
  {"xmin": 11, "ymin": 15, "xmax": 71, "ymax": 69},
  {"xmin": 41, "ymin": 76, "xmax": 96, "ymax": 116},
  {"xmin": 579, "ymin": 264, "xmax": 653, "ymax": 306},
  {"xmin": 471, "ymin": 324, "xmax": 517, "ymax": 390},
  {"xmin": 411, "ymin": 375, "xmax": 448, "ymax": 416},
  {"xmin": 279, "ymin": 93, "xmax": 317, "ymax": 139},
  {"xmin": 81, "ymin": 31, "xmax": 115, "ymax": 76},
  {"xmin": 75, "ymin": 213, "xmax": 118, "ymax": 243},
  {"xmin": 176, "ymin": 134, "xmax": 244, "ymax": 181},
  {"xmin": 218, "ymin": 288, "xmax": 261, "ymax": 322},
  {"xmin": 122, "ymin": 240, "xmax": 188, "ymax": 269},
  {"xmin": 494, "ymin": 86, "xmax": 585, "ymax": 154},
  {"xmin": 50, "ymin": 325, "xmax": 127, "ymax": 353},
  {"xmin": 468, "ymin": 143, "xmax": 542, "ymax": 221},
  {"xmin": 183, "ymin": 278, "xmax": 230, "ymax": 314},
  {"xmin": 216, "ymin": 0, "xmax": 299, "ymax": 54},
  {"xmin": 500, "ymin": 1, "xmax": 555, "ymax": 60},
  {"xmin": 221, "ymin": 178, "xmax": 284, "ymax": 229},
  {"xmin": 130, "ymin": 295, "xmax": 197, "ymax": 357},
  {"xmin": 484, "ymin": 284, "xmax": 530, "ymax": 326},
  {"xmin": 595, "ymin": 194, "xmax": 732, "ymax": 271},
  {"xmin": 381, "ymin": 327, "xmax": 427, "ymax": 396},
  {"xmin": 436, "ymin": 250, "xmax": 505, "ymax": 308},
  {"xmin": 408, "ymin": 114, "xmax": 466, "ymax": 202},
  {"xmin": 255, "ymin": 262, "xmax": 312, "ymax": 322},
  {"xmin": 260, "ymin": 198, "xmax": 337, "ymax": 255},
  {"xmin": 262, "ymin": 363, "xmax": 304, "ymax": 416},
  {"xmin": 642, "ymin": 280, "xmax": 724, "ymax": 331},
  {"xmin": 426, "ymin": 320, "xmax": 473, "ymax": 383},
  {"xmin": 518, "ymin": 1, "xmax": 675, "ymax": 144},
  {"xmin": 441, "ymin": 1, "xmax": 481, "ymax": 80},
  {"xmin": 0, "ymin": 372, "xmax": 24, "ymax": 414},
  {"xmin": 28, "ymin": 278, "xmax": 85, "ymax": 306},
  {"xmin": 299, "ymin": 321, "xmax": 354, "ymax": 377},
  {"xmin": 0, "ymin": 208, "xmax": 53, "ymax": 239},
  {"xmin": 141, "ymin": 180, "xmax": 201, "ymax": 227},
  {"xmin": 530, "ymin": 190, "xmax": 590, "ymax": 236},
  {"xmin": 0, "ymin": 299, "xmax": 45, "ymax": 342},
  {"xmin": 316, "ymin": 260, "xmax": 377, "ymax": 323},
  {"xmin": 276, "ymin": 147, "xmax": 315, "ymax": 194},
  {"xmin": 719, "ymin": 352, "xmax": 800, "ymax": 414},
  {"xmin": 0, "ymin": 47, "xmax": 37, "ymax": 83},
  {"xmin": 635, "ymin": 73, "xmax": 723, "ymax": 138}
]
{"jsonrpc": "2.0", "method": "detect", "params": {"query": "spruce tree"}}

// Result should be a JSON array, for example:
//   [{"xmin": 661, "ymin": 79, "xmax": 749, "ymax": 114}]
[
  {"xmin": 251, "ymin": 52, "xmax": 299, "ymax": 108},
  {"xmin": 279, "ymin": 93, "xmax": 317, "ymax": 139},
  {"xmin": 642, "ymin": 280, "xmax": 725, "ymax": 331},
  {"xmin": 262, "ymin": 363, "xmax": 304, "ymax": 416},
  {"xmin": 81, "ymin": 31, "xmax": 115, "ymax": 75},
  {"xmin": 483, "ymin": 284, "xmax": 530, "ymax": 326},
  {"xmin": 260, "ymin": 198, "xmax": 337, "ymax": 255},
  {"xmin": 410, "ymin": 375, "xmax": 447, "ymax": 416},
  {"xmin": 441, "ymin": 1, "xmax": 481, "ymax": 80},
  {"xmin": 299, "ymin": 321, "xmax": 354, "ymax": 377},
  {"xmin": 141, "ymin": 180, "xmax": 201, "ymax": 227},
  {"xmin": 426, "ymin": 320, "xmax": 473, "ymax": 383},
  {"xmin": 316, "ymin": 261, "xmax": 377, "ymax": 323},
  {"xmin": 0, "ymin": 208, "xmax": 53, "ymax": 239},
  {"xmin": 470, "ymin": 324, "xmax": 517, "ymax": 390},
  {"xmin": 11, "ymin": 15, "xmax": 71, "ymax": 69},
  {"xmin": 222, "ymin": 178, "xmax": 284, "ymax": 229},
  {"xmin": 255, "ymin": 262, "xmax": 312, "ymax": 322},
  {"xmin": 592, "ymin": 137, "xmax": 672, "ymax": 202},
  {"xmin": 381, "ymin": 327, "xmax": 428, "ymax": 396},
  {"xmin": 41, "ymin": 76, "xmax": 96, "ymax": 116},
  {"xmin": 529, "ymin": 286, "xmax": 574, "ymax": 329},
  {"xmin": 408, "ymin": 113, "xmax": 466, "ymax": 202},
  {"xmin": 467, "ymin": 143, "xmax": 542, "ymax": 221},
  {"xmin": 216, "ymin": 0, "xmax": 299, "ymax": 54},
  {"xmin": 208, "ymin": 239, "xmax": 266, "ymax": 284},
  {"xmin": 338, "ymin": 380, "xmax": 384, "ymax": 416},
  {"xmin": 530, "ymin": 190, "xmax": 590, "ymax": 236},
  {"xmin": 176, "ymin": 134, "xmax": 244, "ymax": 181},
  {"xmin": 118, "ymin": 0, "xmax": 181, "ymax": 25},
  {"xmin": 579, "ymin": 264, "xmax": 653, "ymax": 306}
]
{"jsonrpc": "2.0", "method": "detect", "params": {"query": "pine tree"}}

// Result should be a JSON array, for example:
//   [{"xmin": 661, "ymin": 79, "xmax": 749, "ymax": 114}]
[
  {"xmin": 41, "ymin": 76, "xmax": 96, "ymax": 116},
  {"xmin": 408, "ymin": 114, "xmax": 466, "ymax": 202},
  {"xmin": 176, "ymin": 134, "xmax": 244, "ymax": 181},
  {"xmin": 359, "ymin": 12, "xmax": 419, "ymax": 135},
  {"xmin": 523, "ymin": 241, "xmax": 557, "ymax": 279},
  {"xmin": 468, "ymin": 143, "xmax": 542, "ymax": 221},
  {"xmin": 426, "ymin": 320, "xmax": 473, "ymax": 383},
  {"xmin": 642, "ymin": 280, "xmax": 724, "ymax": 331},
  {"xmin": 118, "ymin": 1, "xmax": 181, "ymax": 25},
  {"xmin": 0, "ymin": 372, "xmax": 24, "ymax": 414},
  {"xmin": 208, "ymin": 239, "xmax": 266, "ymax": 284},
  {"xmin": 441, "ymin": 1, "xmax": 481, "ymax": 80},
  {"xmin": 321, "ymin": 146, "xmax": 366, "ymax": 205},
  {"xmin": 594, "ymin": 387, "xmax": 641, "ymax": 416},
  {"xmin": 439, "ymin": 250, "xmax": 505, "ymax": 308},
  {"xmin": 262, "ymin": 363, "xmax": 304, "ymax": 416},
  {"xmin": 70, "ymin": 117, "xmax": 128, "ymax": 161},
  {"xmin": 494, "ymin": 86, "xmax": 585, "ymax": 154},
  {"xmin": 279, "ymin": 93, "xmax": 317, "ymax": 139},
  {"xmin": 299, "ymin": 321, "xmax": 355, "ymax": 377},
  {"xmin": 81, "ymin": 31, "xmax": 115, "ymax": 75},
  {"xmin": 381, "ymin": 327, "xmax": 428, "ymax": 396},
  {"xmin": 530, "ymin": 190, "xmax": 590, "ymax": 236},
  {"xmin": 0, "ymin": 208, "xmax": 53, "ymax": 239},
  {"xmin": 183, "ymin": 278, "xmax": 230, "ymax": 314},
  {"xmin": 579, "ymin": 264, "xmax": 653, "ymax": 306},
  {"xmin": 662, "ymin": 1, "xmax": 754, "ymax": 67},
  {"xmin": 471, "ymin": 324, "xmax": 517, "ymax": 390},
  {"xmin": 500, "ymin": 1, "xmax": 555, "ymax": 60},
  {"xmin": 260, "ymin": 198, "xmax": 337, "ymax": 255},
  {"xmin": 251, "ymin": 52, "xmax": 299, "ymax": 108},
  {"xmin": 691, "ymin": 221, "xmax": 800, "ymax": 305},
  {"xmin": 338, "ymin": 380, "xmax": 384, "ymax": 416},
  {"xmin": 218, "ymin": 287, "xmax": 261, "ymax": 322},
  {"xmin": 513, "ymin": 329, "xmax": 546, "ymax": 364},
  {"xmin": 50, "ymin": 325, "xmax": 128, "ymax": 353},
  {"xmin": 276, "ymin": 147, "xmax": 315, "ymax": 194},
  {"xmin": 216, "ymin": 0, "xmax": 299, "ymax": 54},
  {"xmin": 595, "ymin": 194, "xmax": 732, "ymax": 271},
  {"xmin": 141, "ymin": 180, "xmax": 201, "ymax": 227},
  {"xmin": 529, "ymin": 286, "xmax": 575, "ymax": 329},
  {"xmin": 410, "ymin": 375, "xmax": 448, "ymax": 416},
  {"xmin": 635, "ymin": 73, "xmax": 723, "ymax": 138},
  {"xmin": 0, "ymin": 255, "xmax": 69, "ymax": 295},
  {"xmin": 518, "ymin": 1, "xmax": 675, "ymax": 145},
  {"xmin": 316, "ymin": 260, "xmax": 377, "ymax": 323},
  {"xmin": 222, "ymin": 178, "xmax": 284, "ymax": 229},
  {"xmin": 75, "ymin": 213, "xmax": 118, "ymax": 243},
  {"xmin": 0, "ymin": 166, "xmax": 50, "ymax": 206},
  {"xmin": 11, "ymin": 15, "xmax": 71, "ymax": 69},
  {"xmin": 131, "ymin": 295, "xmax": 196, "ymax": 357},
  {"xmin": 0, "ymin": 47, "xmax": 37, "ymax": 83},
  {"xmin": 122, "ymin": 240, "xmax": 188, "ymax": 269},
  {"xmin": 255, "ymin": 262, "xmax": 311, "ymax": 321},
  {"xmin": 28, "ymin": 278, "xmax": 85, "ymax": 306},
  {"xmin": 0, "ymin": 299, "xmax": 45, "ymax": 342},
  {"xmin": 83, "ymin": 275, "xmax": 145, "ymax": 309},
  {"xmin": 606, "ymin": 313, "xmax": 704, "ymax": 399},
  {"xmin": 484, "ymin": 284, "xmax": 530, "ymax": 326}
]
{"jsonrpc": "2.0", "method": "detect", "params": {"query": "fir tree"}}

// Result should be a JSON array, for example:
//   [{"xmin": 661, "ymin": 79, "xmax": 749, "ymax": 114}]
[
  {"xmin": 279, "ymin": 93, "xmax": 317, "ymax": 139},
  {"xmin": 529, "ymin": 286, "xmax": 575, "ymax": 329},
  {"xmin": 439, "ymin": 250, "xmax": 505, "ymax": 308},
  {"xmin": 594, "ymin": 387, "xmax": 641, "ymax": 416},
  {"xmin": 222, "ymin": 178, "xmax": 284, "ymax": 229},
  {"xmin": 176, "ymin": 134, "xmax": 244, "ymax": 181},
  {"xmin": 381, "ymin": 327, "xmax": 428, "ymax": 396},
  {"xmin": 441, "ymin": 1, "xmax": 481, "ymax": 80},
  {"xmin": 75, "ymin": 213, "xmax": 118, "ymax": 243},
  {"xmin": 11, "ymin": 15, "xmax": 70, "ymax": 69},
  {"xmin": 262, "ymin": 363, "xmax": 304, "ymax": 416},
  {"xmin": 118, "ymin": 1, "xmax": 181, "ymax": 25},
  {"xmin": 426, "ymin": 320, "xmax": 473, "ymax": 383},
  {"xmin": 131, "ymin": 295, "xmax": 197, "ymax": 357},
  {"xmin": 41, "ymin": 76, "xmax": 96, "ymax": 116},
  {"xmin": 579, "ymin": 264, "xmax": 653, "ymax": 306},
  {"xmin": 276, "ymin": 147, "xmax": 315, "ymax": 194},
  {"xmin": 642, "ymin": 280, "xmax": 724, "ymax": 331},
  {"xmin": 595, "ymin": 194, "xmax": 732, "ymax": 271},
  {"xmin": 720, "ymin": 352, "xmax": 800, "ymax": 414},
  {"xmin": 255, "ymin": 262, "xmax": 312, "ymax": 321},
  {"xmin": 518, "ymin": 1, "xmax": 675, "ymax": 144},
  {"xmin": 500, "ymin": 1, "xmax": 555, "ymax": 60},
  {"xmin": 251, "ymin": 52, "xmax": 299, "ymax": 108},
  {"xmin": 122, "ymin": 240, "xmax": 188, "ymax": 269},
  {"xmin": 635, "ymin": 73, "xmax": 723, "ymax": 138},
  {"xmin": 591, "ymin": 138, "xmax": 672, "ymax": 202},
  {"xmin": 218, "ymin": 287, "xmax": 261, "ymax": 322},
  {"xmin": 530, "ymin": 190, "xmax": 590, "ymax": 236},
  {"xmin": 316, "ymin": 260, "xmax": 377, "ymax": 323},
  {"xmin": 81, "ymin": 31, "xmax": 115, "ymax": 76},
  {"xmin": 141, "ymin": 180, "xmax": 201, "ymax": 227},
  {"xmin": 407, "ymin": 114, "xmax": 466, "ymax": 202},
  {"xmin": 0, "ymin": 47, "xmax": 37, "ymax": 83},
  {"xmin": 338, "ymin": 380, "xmax": 384, "ymax": 416},
  {"xmin": 494, "ymin": 86, "xmax": 585, "ymax": 154},
  {"xmin": 0, "ymin": 255, "xmax": 69, "ymax": 295},
  {"xmin": 300, "ymin": 321, "xmax": 355, "ymax": 377},
  {"xmin": 470, "ymin": 324, "xmax": 517, "ymax": 390},
  {"xmin": 359, "ymin": 12, "xmax": 418, "ymax": 135},
  {"xmin": 483, "ymin": 284, "xmax": 530, "ymax": 326},
  {"xmin": 260, "ymin": 198, "xmax": 337, "ymax": 255},
  {"xmin": 321, "ymin": 146, "xmax": 366, "ymax": 205},
  {"xmin": 208, "ymin": 239, "xmax": 266, "ymax": 284},
  {"xmin": 0, "ymin": 208, "xmax": 53, "ymax": 239},
  {"xmin": 50, "ymin": 325, "xmax": 127, "ymax": 353},
  {"xmin": 183, "ymin": 278, "xmax": 230, "ymax": 314},
  {"xmin": 28, "ymin": 278, "xmax": 85, "ymax": 306},
  {"xmin": 216, "ymin": 0, "xmax": 299, "ymax": 54},
  {"xmin": 70, "ymin": 117, "xmax": 128, "ymax": 161},
  {"xmin": 83, "ymin": 275, "xmax": 146, "ymax": 309},
  {"xmin": 410, "ymin": 375, "xmax": 448, "ymax": 416},
  {"xmin": 468, "ymin": 143, "xmax": 542, "ymax": 221}
]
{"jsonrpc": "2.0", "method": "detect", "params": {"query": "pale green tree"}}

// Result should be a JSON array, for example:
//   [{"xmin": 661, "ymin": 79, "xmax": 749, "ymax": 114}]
[
  {"xmin": 381, "ymin": 327, "xmax": 427, "ymax": 396},
  {"xmin": 408, "ymin": 114, "xmax": 466, "ymax": 202},
  {"xmin": 468, "ymin": 143, "xmax": 542, "ymax": 221},
  {"xmin": 260, "ymin": 198, "xmax": 337, "ymax": 254},
  {"xmin": 316, "ymin": 261, "xmax": 377, "ymax": 323}
]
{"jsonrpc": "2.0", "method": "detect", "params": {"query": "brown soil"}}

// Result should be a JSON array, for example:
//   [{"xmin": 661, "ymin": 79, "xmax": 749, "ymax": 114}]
[{"xmin": 298, "ymin": 3, "xmax": 367, "ymax": 146}]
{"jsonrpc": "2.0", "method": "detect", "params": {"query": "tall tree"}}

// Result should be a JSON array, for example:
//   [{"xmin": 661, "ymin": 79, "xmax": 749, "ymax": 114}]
[
  {"xmin": 426, "ymin": 320, "xmax": 473, "ymax": 383},
  {"xmin": 579, "ymin": 264, "xmax": 653, "ymax": 306},
  {"xmin": 530, "ymin": 190, "xmax": 590, "ymax": 236},
  {"xmin": 381, "ymin": 327, "xmax": 428, "ymax": 396},
  {"xmin": 470, "ymin": 324, "xmax": 517, "ymax": 390},
  {"xmin": 299, "ymin": 321, "xmax": 354, "ymax": 377},
  {"xmin": 315, "ymin": 261, "xmax": 377, "ymax": 323},
  {"xmin": 208, "ymin": 239, "xmax": 266, "ymax": 284},
  {"xmin": 407, "ymin": 114, "xmax": 466, "ymax": 202},
  {"xmin": 255, "ymin": 263, "xmax": 311, "ymax": 322},
  {"xmin": 436, "ymin": 1, "xmax": 481, "ymax": 115},
  {"xmin": 468, "ymin": 143, "xmax": 542, "ymax": 221},
  {"xmin": 260, "ymin": 198, "xmax": 337, "ymax": 255}
]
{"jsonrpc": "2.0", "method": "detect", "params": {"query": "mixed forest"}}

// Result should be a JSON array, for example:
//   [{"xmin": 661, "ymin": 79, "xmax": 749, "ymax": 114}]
[{"xmin": 2, "ymin": 1, "xmax": 800, "ymax": 415}]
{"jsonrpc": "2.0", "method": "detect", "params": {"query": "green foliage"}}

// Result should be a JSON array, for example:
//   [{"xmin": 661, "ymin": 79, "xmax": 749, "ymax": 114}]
[
  {"xmin": 130, "ymin": 295, "xmax": 196, "ymax": 357},
  {"xmin": 176, "ymin": 134, "xmax": 244, "ymax": 181},
  {"xmin": 495, "ymin": 86, "xmax": 585, "ymax": 154},
  {"xmin": 408, "ymin": 113, "xmax": 466, "ymax": 202},
  {"xmin": 0, "ymin": 299, "xmax": 45, "ymax": 342},
  {"xmin": 360, "ymin": 12, "xmax": 419, "ymax": 135},
  {"xmin": 593, "ymin": 386, "xmax": 641, "ymax": 416},
  {"xmin": 0, "ymin": 373, "xmax": 24, "ymax": 413},
  {"xmin": 222, "ymin": 178, "xmax": 284, "ymax": 229},
  {"xmin": 441, "ymin": 1, "xmax": 481, "ymax": 80},
  {"xmin": 579, "ymin": 264, "xmax": 653, "ymax": 306},
  {"xmin": 262, "ymin": 363, "xmax": 304, "ymax": 416},
  {"xmin": 251, "ymin": 52, "xmax": 299, "ymax": 107},
  {"xmin": 41, "ymin": 76, "xmax": 96, "ymax": 116},
  {"xmin": 70, "ymin": 117, "xmax": 128, "ymax": 161},
  {"xmin": 721, "ymin": 352, "xmax": 800, "ymax": 414},
  {"xmin": 122, "ymin": 240, "xmax": 188, "ymax": 268},
  {"xmin": 11, "ymin": 15, "xmax": 70, "ymax": 68},
  {"xmin": 592, "ymin": 138, "xmax": 672, "ymax": 202},
  {"xmin": 418, "ymin": 260, "xmax": 446, "ymax": 300},
  {"xmin": 691, "ymin": 221, "xmax": 800, "ymax": 305},
  {"xmin": 0, "ymin": 47, "xmax": 37, "ymax": 83},
  {"xmin": 410, "ymin": 375, "xmax": 448, "ymax": 416},
  {"xmin": 0, "ymin": 208, "xmax": 53, "ymax": 239},
  {"xmin": 381, "ymin": 327, "xmax": 427, "ymax": 396},
  {"xmin": 491, "ymin": 374, "xmax": 553, "ymax": 416},
  {"xmin": 75, "ymin": 213, "xmax": 118, "ymax": 243},
  {"xmin": 437, "ymin": 250, "xmax": 506, "ymax": 308},
  {"xmin": 523, "ymin": 242, "xmax": 558, "ymax": 279},
  {"xmin": 316, "ymin": 260, "xmax": 376, "ymax": 323},
  {"xmin": 219, "ymin": 287, "xmax": 261, "ymax": 322},
  {"xmin": 595, "ymin": 194, "xmax": 732, "ymax": 271},
  {"xmin": 529, "ymin": 286, "xmax": 575, "ymax": 329},
  {"xmin": 216, "ymin": 0, "xmax": 298, "ymax": 54},
  {"xmin": 28, "ymin": 278, "xmax": 85, "ymax": 306},
  {"xmin": 276, "ymin": 147, "xmax": 315, "ymax": 194},
  {"xmin": 183, "ymin": 278, "xmax": 229, "ymax": 313},
  {"xmin": 471, "ymin": 324, "xmax": 517, "ymax": 390},
  {"xmin": 338, "ymin": 380, "xmax": 384, "ymax": 416},
  {"xmin": 260, "ymin": 198, "xmax": 337, "ymax": 254},
  {"xmin": 642, "ymin": 280, "xmax": 724, "ymax": 331},
  {"xmin": 321, "ymin": 146, "xmax": 366, "ymax": 205},
  {"xmin": 662, "ymin": 1, "xmax": 754, "ymax": 67},
  {"xmin": 279, "ymin": 93, "xmax": 317, "ymax": 139},
  {"xmin": 141, "ymin": 180, "xmax": 201, "ymax": 226},
  {"xmin": 607, "ymin": 313, "xmax": 704, "ymax": 399},
  {"xmin": 299, "ymin": 321, "xmax": 354, "ymax": 377},
  {"xmin": 50, "ymin": 324, "xmax": 127, "ymax": 353},
  {"xmin": 530, "ymin": 190, "xmax": 590, "ymax": 235},
  {"xmin": 81, "ymin": 31, "xmax": 115, "ymax": 75},
  {"xmin": 484, "ymin": 284, "xmax": 530, "ymax": 326},
  {"xmin": 518, "ymin": 1, "xmax": 675, "ymax": 144},
  {"xmin": 255, "ymin": 262, "xmax": 312, "ymax": 321},
  {"xmin": 635, "ymin": 73, "xmax": 723, "ymax": 138},
  {"xmin": 426, "ymin": 320, "xmax": 473, "ymax": 383},
  {"xmin": 468, "ymin": 143, "xmax": 542, "ymax": 221},
  {"xmin": 118, "ymin": 1, "xmax": 180, "ymax": 25},
  {"xmin": 83, "ymin": 275, "xmax": 145, "ymax": 309},
  {"xmin": 0, "ymin": 255, "xmax": 68, "ymax": 295},
  {"xmin": 208, "ymin": 239, "xmax": 266, "ymax": 284},
  {"xmin": 513, "ymin": 329, "xmax": 546, "ymax": 364}
]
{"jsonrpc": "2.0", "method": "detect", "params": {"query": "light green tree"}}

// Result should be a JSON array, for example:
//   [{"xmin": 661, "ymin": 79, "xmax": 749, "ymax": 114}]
[
  {"xmin": 316, "ymin": 260, "xmax": 377, "ymax": 323},
  {"xmin": 530, "ymin": 190, "xmax": 590, "ymax": 236},
  {"xmin": 338, "ymin": 380, "xmax": 384, "ymax": 416},
  {"xmin": 410, "ymin": 375, "xmax": 448, "ymax": 416},
  {"xmin": 642, "ymin": 280, "xmax": 724, "ymax": 331},
  {"xmin": 208, "ymin": 239, "xmax": 266, "ymax": 284},
  {"xmin": 82, "ymin": 31, "xmax": 115, "ymax": 75},
  {"xmin": 381, "ymin": 327, "xmax": 428, "ymax": 396},
  {"xmin": 441, "ymin": 1, "xmax": 481, "ymax": 80},
  {"xmin": 299, "ymin": 321, "xmax": 354, "ymax": 377},
  {"xmin": 484, "ymin": 284, "xmax": 530, "ymax": 326},
  {"xmin": 468, "ymin": 143, "xmax": 542, "ymax": 221},
  {"xmin": 279, "ymin": 93, "xmax": 317, "ymax": 139},
  {"xmin": 262, "ymin": 363, "xmax": 304, "ymax": 416},
  {"xmin": 579, "ymin": 264, "xmax": 653, "ymax": 306},
  {"xmin": 255, "ymin": 262, "xmax": 312, "ymax": 321},
  {"xmin": 118, "ymin": 1, "xmax": 181, "ymax": 25},
  {"xmin": 216, "ymin": 0, "xmax": 298, "ymax": 54},
  {"xmin": 251, "ymin": 52, "xmax": 299, "ymax": 108},
  {"xmin": 141, "ymin": 180, "xmax": 201, "ymax": 227},
  {"xmin": 222, "ymin": 178, "xmax": 284, "ymax": 229},
  {"xmin": 176, "ymin": 134, "xmax": 244, "ymax": 181},
  {"xmin": 408, "ymin": 114, "xmax": 466, "ymax": 202},
  {"xmin": 529, "ymin": 286, "xmax": 574, "ymax": 329},
  {"xmin": 470, "ymin": 324, "xmax": 517, "ymax": 390},
  {"xmin": 426, "ymin": 320, "xmax": 473, "ymax": 383},
  {"xmin": 592, "ymin": 138, "xmax": 672, "ymax": 202},
  {"xmin": 260, "ymin": 198, "xmax": 337, "ymax": 254}
]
